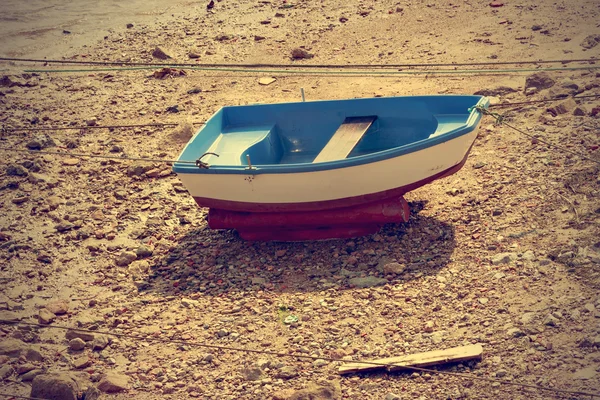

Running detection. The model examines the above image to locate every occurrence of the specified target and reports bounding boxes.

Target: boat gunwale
[173,95,489,175]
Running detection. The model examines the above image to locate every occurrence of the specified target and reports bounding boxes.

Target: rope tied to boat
[469,104,600,166]
[195,152,219,169]
[469,105,505,126]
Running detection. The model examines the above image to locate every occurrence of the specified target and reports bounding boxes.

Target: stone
[288,381,341,400]
[17,364,36,374]
[26,348,44,362]
[46,300,69,315]
[0,364,13,379]
[291,48,314,59]
[241,366,264,381]
[385,394,401,400]
[69,338,86,351]
[188,52,201,59]
[31,373,79,400]
[522,250,535,261]
[349,276,387,288]
[65,329,95,342]
[495,369,508,378]
[383,262,405,275]
[62,158,80,166]
[507,328,525,338]
[98,372,130,393]
[547,98,577,116]
[152,46,172,60]
[430,331,444,344]
[6,164,29,176]
[38,308,56,325]
[258,77,277,86]
[274,366,298,379]
[115,251,137,267]
[26,134,55,150]
[478,298,489,305]
[524,72,555,94]
[83,386,102,400]
[181,298,199,308]
[491,252,517,265]
[582,303,596,313]
[135,246,153,258]
[543,314,559,327]
[21,369,43,382]
[313,359,328,367]
[92,335,110,350]
[580,34,600,49]
[73,355,91,369]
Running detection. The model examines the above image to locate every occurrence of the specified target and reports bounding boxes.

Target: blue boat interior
[174,95,487,174]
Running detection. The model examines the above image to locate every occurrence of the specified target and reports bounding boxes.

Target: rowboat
[173,95,489,241]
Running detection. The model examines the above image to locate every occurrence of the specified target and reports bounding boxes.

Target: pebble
[313,359,328,367]
[38,308,56,325]
[68,338,86,351]
[0,364,13,380]
[46,300,69,315]
[491,252,517,265]
[181,298,199,308]
[92,335,110,350]
[98,372,130,392]
[274,366,298,379]
[73,355,91,369]
[349,276,387,288]
[241,366,264,381]
[115,251,137,267]
[507,328,524,338]
[291,48,314,59]
[383,262,405,275]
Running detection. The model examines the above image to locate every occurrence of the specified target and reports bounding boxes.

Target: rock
[522,250,535,261]
[520,312,535,324]
[92,335,110,351]
[383,262,405,275]
[6,164,29,177]
[73,355,91,369]
[543,314,559,327]
[135,246,153,258]
[69,338,86,351]
[478,298,489,305]
[573,107,586,116]
[26,348,44,362]
[31,373,79,400]
[21,369,43,382]
[83,386,102,400]
[473,86,517,96]
[17,364,36,374]
[524,72,555,94]
[152,46,172,60]
[115,251,137,267]
[430,331,444,344]
[495,369,508,378]
[583,303,596,313]
[385,394,401,400]
[258,77,277,86]
[181,298,199,308]
[62,158,80,166]
[288,381,341,400]
[12,195,29,204]
[38,308,56,325]
[0,364,13,380]
[241,366,264,381]
[313,359,328,367]
[291,48,314,59]
[65,329,95,342]
[491,252,517,265]
[98,372,130,393]
[188,52,201,59]
[349,276,387,288]
[26,134,56,150]
[46,300,69,315]
[580,34,600,49]
[547,98,577,116]
[507,328,524,338]
[274,366,298,379]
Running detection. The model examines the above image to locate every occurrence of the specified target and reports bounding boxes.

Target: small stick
[300,88,305,102]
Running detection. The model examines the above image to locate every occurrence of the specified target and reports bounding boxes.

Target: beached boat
[173,95,489,241]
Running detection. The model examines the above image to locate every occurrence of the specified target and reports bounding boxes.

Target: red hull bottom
[207,196,410,241]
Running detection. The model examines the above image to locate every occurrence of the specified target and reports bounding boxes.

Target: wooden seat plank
[313,116,376,163]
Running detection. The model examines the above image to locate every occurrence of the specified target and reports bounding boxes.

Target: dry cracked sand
[1,0,600,399]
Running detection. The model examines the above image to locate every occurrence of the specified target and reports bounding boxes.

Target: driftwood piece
[338,344,483,375]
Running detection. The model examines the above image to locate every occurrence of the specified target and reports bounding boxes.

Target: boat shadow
[139,201,456,296]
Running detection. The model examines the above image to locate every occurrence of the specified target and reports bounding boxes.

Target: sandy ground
[1,0,600,399]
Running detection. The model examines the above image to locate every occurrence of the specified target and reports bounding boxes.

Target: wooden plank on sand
[338,344,483,375]
[313,116,376,163]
